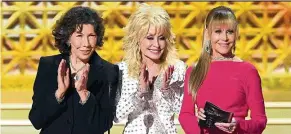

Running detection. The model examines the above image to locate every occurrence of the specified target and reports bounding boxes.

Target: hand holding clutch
[198,101,234,128]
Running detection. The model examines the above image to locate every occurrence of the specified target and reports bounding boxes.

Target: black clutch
[198,101,234,128]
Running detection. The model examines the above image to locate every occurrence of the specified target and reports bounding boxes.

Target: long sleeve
[166,61,186,114]
[114,63,145,123]
[99,65,120,132]
[29,57,67,130]
[115,88,145,122]
[115,91,146,122]
[236,66,267,133]
[115,61,186,134]
[178,67,201,134]
[75,64,119,133]
[171,81,184,114]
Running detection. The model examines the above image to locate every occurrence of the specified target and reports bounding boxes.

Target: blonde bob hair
[123,3,179,79]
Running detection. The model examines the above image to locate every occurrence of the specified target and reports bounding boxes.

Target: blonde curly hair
[123,3,179,79]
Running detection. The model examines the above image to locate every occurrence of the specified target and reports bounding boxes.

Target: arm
[171,80,184,114]
[169,61,187,114]
[178,67,201,134]
[236,66,267,133]
[114,68,145,123]
[75,65,120,133]
[101,64,120,132]
[28,57,67,130]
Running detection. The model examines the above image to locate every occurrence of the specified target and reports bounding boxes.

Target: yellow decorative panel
[1,2,291,91]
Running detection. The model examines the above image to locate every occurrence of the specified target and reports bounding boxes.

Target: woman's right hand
[137,63,149,97]
[56,59,70,99]
[197,108,206,121]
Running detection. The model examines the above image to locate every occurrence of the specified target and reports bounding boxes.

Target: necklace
[212,56,234,61]
[69,57,86,81]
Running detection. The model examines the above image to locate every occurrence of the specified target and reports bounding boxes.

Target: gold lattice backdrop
[1,2,291,91]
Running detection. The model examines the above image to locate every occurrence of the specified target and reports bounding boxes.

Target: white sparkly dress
[115,61,186,134]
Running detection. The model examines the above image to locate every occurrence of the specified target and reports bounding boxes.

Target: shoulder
[171,60,187,82]
[234,61,261,85]
[241,61,257,69]
[100,59,119,82]
[173,60,187,76]
[182,66,194,83]
[117,61,127,71]
[101,58,119,71]
[40,54,62,62]
[239,61,259,74]
[185,66,193,75]
[39,54,63,66]
[116,61,131,80]
[35,54,63,80]
[173,60,187,70]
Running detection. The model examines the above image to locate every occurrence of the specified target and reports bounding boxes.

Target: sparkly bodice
[115,61,186,134]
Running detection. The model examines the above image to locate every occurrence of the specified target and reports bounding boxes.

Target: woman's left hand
[215,118,237,133]
[161,65,174,91]
[75,64,90,99]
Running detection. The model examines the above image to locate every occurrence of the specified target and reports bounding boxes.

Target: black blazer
[29,52,119,134]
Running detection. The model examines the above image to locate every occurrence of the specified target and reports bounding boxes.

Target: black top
[29,52,119,134]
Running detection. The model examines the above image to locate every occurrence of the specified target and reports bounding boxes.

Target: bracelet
[55,90,65,104]
[79,91,91,105]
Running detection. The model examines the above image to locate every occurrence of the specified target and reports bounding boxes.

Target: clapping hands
[161,65,174,92]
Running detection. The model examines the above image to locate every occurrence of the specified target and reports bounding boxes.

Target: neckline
[211,56,243,63]
[211,60,244,64]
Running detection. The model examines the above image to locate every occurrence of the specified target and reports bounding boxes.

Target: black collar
[88,51,104,68]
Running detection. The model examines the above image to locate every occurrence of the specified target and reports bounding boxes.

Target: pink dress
[179,61,267,134]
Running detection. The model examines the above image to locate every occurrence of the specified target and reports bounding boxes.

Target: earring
[67,42,71,47]
[233,46,236,53]
[205,40,211,54]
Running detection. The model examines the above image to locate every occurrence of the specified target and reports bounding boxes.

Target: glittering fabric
[115,61,186,134]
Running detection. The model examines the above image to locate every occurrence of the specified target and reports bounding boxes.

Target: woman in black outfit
[29,6,119,134]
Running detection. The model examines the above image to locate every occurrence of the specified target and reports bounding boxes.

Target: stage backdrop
[1,2,291,134]
[1,2,291,94]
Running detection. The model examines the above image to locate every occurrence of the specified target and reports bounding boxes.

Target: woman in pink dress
[179,6,267,134]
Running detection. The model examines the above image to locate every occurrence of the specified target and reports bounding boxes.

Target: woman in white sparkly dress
[114,4,187,134]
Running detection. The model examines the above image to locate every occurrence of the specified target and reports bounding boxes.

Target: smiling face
[69,24,97,62]
[140,25,167,63]
[208,21,237,57]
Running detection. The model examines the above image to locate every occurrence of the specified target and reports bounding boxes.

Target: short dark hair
[52,6,105,54]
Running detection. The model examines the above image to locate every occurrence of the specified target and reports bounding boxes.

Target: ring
[74,75,79,81]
